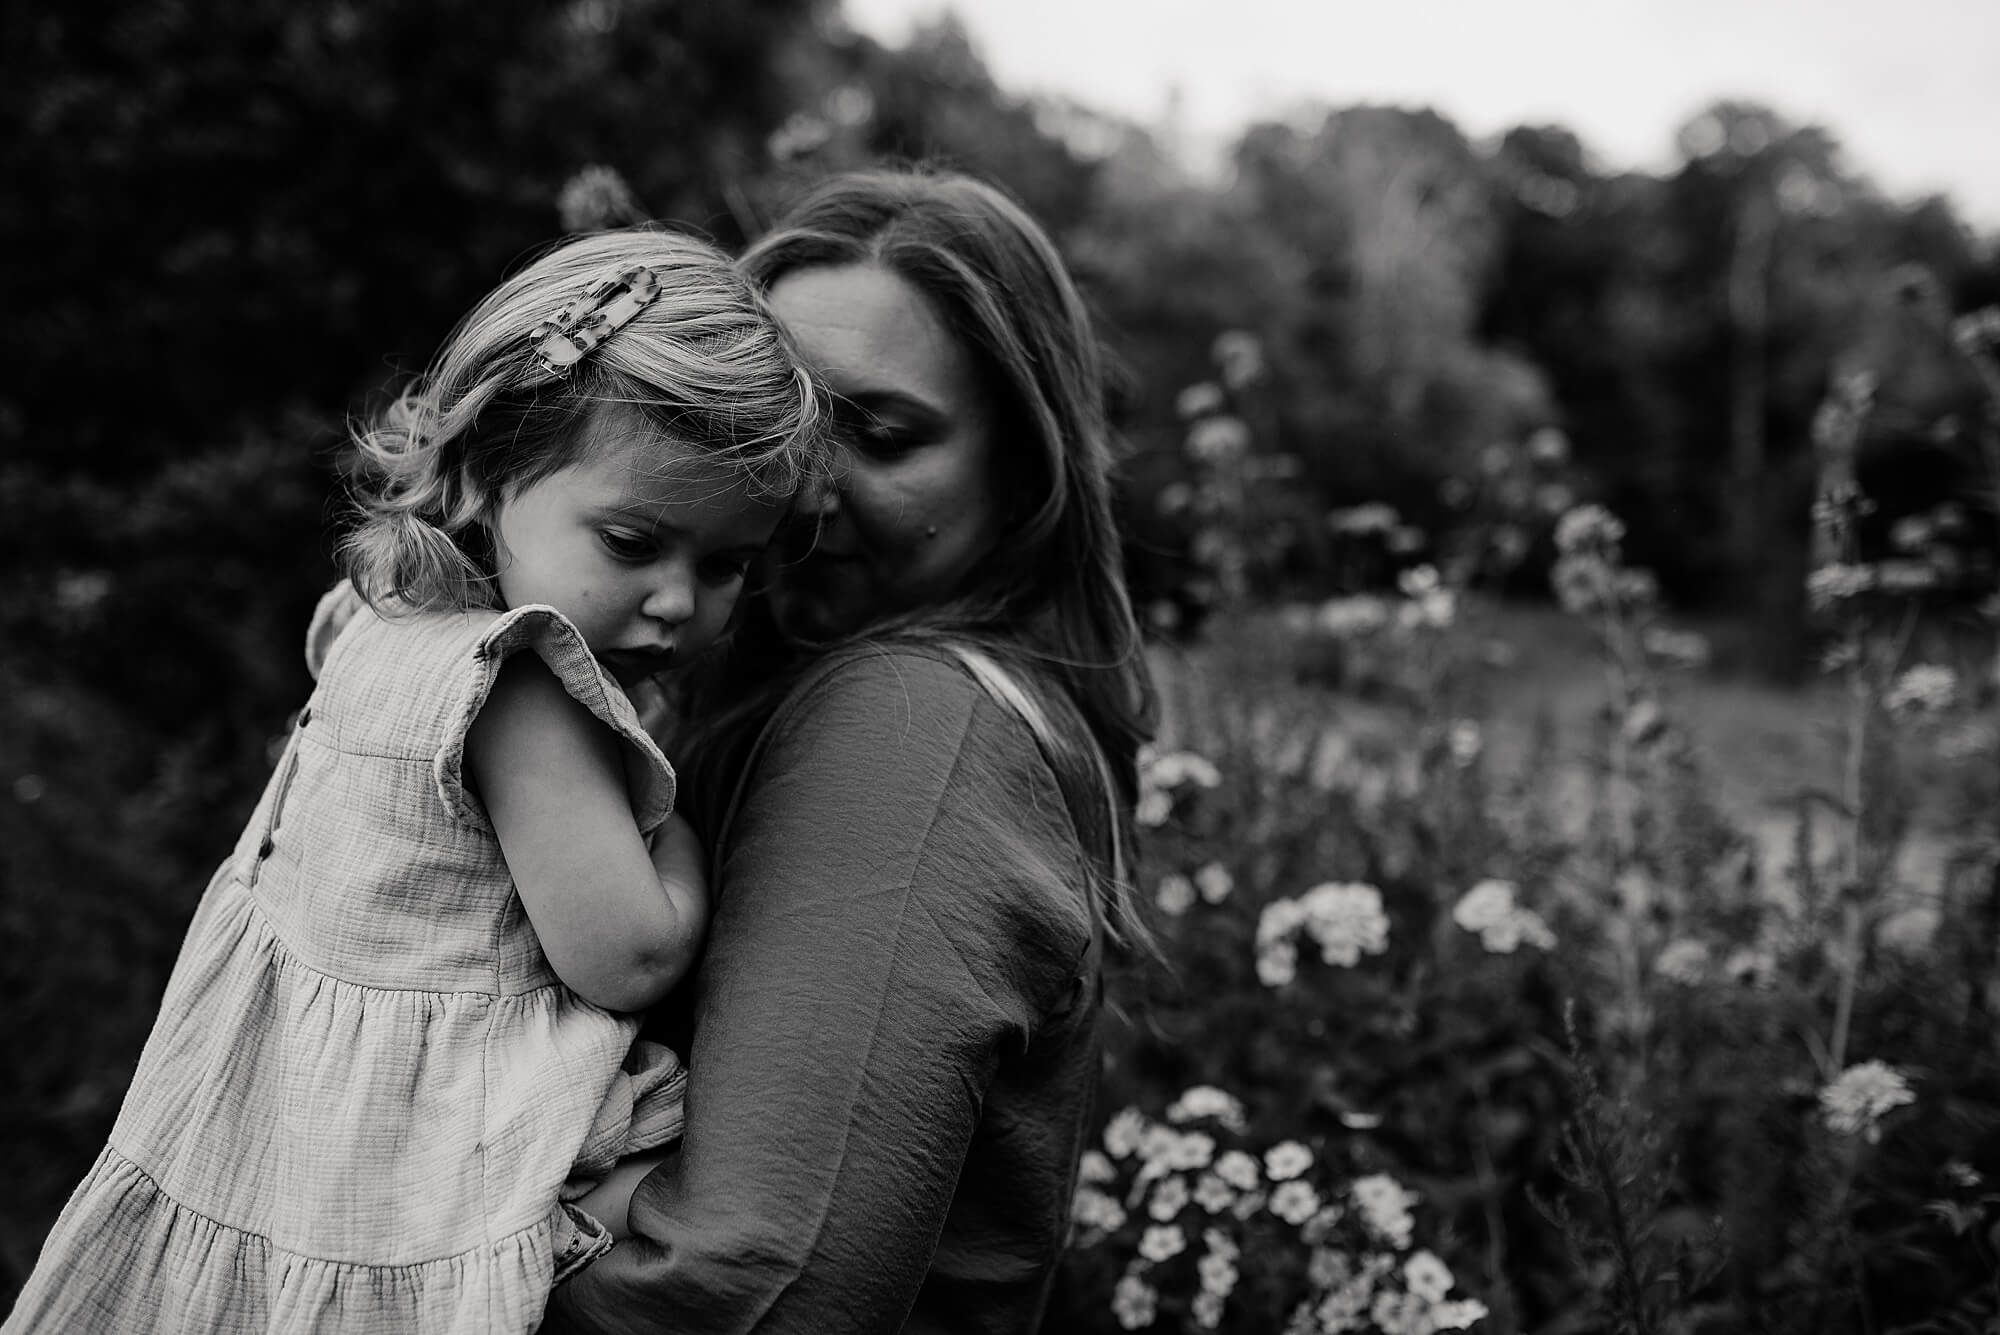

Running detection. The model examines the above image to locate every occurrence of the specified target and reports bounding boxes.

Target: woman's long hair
[683,167,1160,954]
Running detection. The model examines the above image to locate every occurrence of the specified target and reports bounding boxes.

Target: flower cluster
[1155,862,1237,916]
[1885,664,1958,715]
[1450,880,1555,954]
[1549,505,1658,618]
[1395,566,1456,632]
[1257,882,1392,986]
[1077,1092,1488,1332]
[1819,1061,1916,1143]
[1137,746,1224,828]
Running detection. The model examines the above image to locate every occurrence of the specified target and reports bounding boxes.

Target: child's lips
[604,648,675,681]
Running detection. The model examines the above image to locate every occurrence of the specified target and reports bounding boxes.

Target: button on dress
[6,582,686,1335]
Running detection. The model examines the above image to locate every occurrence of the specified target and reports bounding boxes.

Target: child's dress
[5,582,687,1335]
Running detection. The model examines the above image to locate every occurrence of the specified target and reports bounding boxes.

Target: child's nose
[643,565,695,627]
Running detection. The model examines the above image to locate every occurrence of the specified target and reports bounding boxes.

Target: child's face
[489,405,786,686]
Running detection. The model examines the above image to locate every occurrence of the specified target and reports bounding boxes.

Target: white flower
[1270,1179,1322,1224]
[1431,1298,1490,1330]
[1078,1149,1116,1184]
[1134,789,1173,828]
[1138,1223,1187,1262]
[1191,1290,1226,1329]
[1187,415,1252,465]
[1196,1249,1240,1296]
[1176,381,1226,419]
[1807,562,1876,609]
[1307,1245,1352,1288]
[1104,1108,1148,1159]
[1167,1086,1246,1129]
[1820,1061,1915,1142]
[1402,1249,1454,1302]
[1397,564,1441,598]
[1148,1174,1191,1220]
[1072,1185,1127,1233]
[1351,1173,1417,1248]
[1722,947,1777,988]
[1328,503,1401,535]
[1256,939,1299,987]
[1316,1278,1375,1333]
[1398,586,1457,632]
[1112,1273,1158,1329]
[1155,874,1197,916]
[1554,504,1625,554]
[1299,882,1392,966]
[1451,880,1515,932]
[1653,938,1710,986]
[1140,748,1223,792]
[1193,1172,1236,1213]
[1263,1140,1314,1181]
[1212,329,1264,389]
[1527,426,1570,465]
[1164,1131,1216,1172]
[1446,721,1483,766]
[1885,664,1957,715]
[1193,862,1236,904]
[1372,1290,1433,1335]
[1137,1122,1183,1170]
[1214,1150,1262,1191]
[1451,880,1555,954]
[1258,897,1309,945]
[1201,1226,1239,1260]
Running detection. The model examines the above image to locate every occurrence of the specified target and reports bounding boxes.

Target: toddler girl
[4,228,827,1334]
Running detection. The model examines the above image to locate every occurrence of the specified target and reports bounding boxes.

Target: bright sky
[842,0,2000,236]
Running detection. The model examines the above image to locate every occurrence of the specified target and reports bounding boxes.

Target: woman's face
[762,262,1008,640]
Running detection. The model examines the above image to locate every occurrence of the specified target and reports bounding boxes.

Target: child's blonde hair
[341,227,828,613]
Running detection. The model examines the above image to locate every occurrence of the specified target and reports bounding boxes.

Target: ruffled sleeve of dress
[432,603,678,837]
[304,578,368,681]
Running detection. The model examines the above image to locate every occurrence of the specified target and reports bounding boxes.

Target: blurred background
[5,0,1999,1326]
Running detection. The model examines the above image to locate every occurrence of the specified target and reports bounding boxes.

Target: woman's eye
[838,410,923,459]
[599,530,654,560]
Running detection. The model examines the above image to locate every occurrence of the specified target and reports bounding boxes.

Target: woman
[543,167,1157,1334]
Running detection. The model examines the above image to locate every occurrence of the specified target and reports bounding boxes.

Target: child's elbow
[571,944,691,1014]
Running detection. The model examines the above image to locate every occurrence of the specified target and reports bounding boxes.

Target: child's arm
[466,654,709,1012]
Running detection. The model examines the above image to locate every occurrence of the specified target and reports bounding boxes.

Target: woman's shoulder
[766,638,1050,758]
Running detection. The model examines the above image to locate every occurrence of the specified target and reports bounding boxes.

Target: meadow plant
[1062,318,2000,1331]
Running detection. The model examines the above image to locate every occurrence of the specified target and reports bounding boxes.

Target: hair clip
[526,266,663,378]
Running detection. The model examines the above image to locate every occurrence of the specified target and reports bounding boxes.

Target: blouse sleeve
[542,651,1094,1334]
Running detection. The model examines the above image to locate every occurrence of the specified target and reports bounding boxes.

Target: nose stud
[924,525,938,538]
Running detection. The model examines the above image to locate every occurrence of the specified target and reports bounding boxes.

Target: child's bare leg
[571,1151,670,1240]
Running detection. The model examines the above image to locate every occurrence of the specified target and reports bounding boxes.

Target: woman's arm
[541,654,1089,1334]
[467,654,709,1013]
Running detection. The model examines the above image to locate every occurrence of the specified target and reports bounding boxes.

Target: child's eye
[599,530,654,561]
